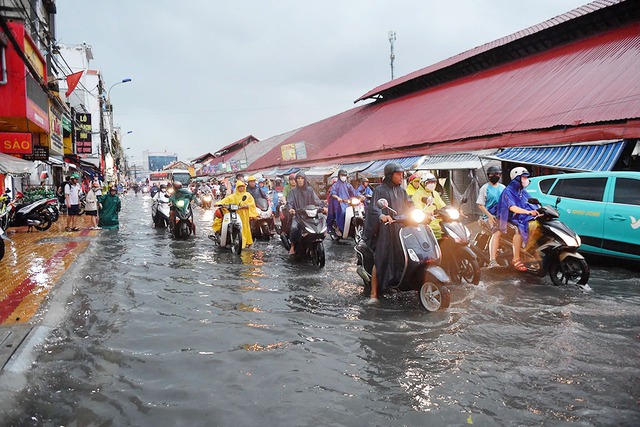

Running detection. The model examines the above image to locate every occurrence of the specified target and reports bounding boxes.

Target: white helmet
[420,172,437,185]
[510,167,529,181]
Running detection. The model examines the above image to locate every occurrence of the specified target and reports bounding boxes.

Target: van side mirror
[555,196,561,208]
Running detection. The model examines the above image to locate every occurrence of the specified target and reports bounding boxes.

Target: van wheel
[419,279,450,311]
[549,257,590,286]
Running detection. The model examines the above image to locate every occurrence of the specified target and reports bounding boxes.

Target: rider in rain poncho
[411,173,446,238]
[213,180,258,248]
[98,185,122,229]
[329,169,358,237]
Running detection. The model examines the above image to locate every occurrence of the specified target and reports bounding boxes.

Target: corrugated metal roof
[492,140,626,171]
[356,0,623,102]
[305,164,338,177]
[360,156,425,177]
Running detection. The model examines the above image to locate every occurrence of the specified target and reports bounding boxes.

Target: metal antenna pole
[388,30,396,80]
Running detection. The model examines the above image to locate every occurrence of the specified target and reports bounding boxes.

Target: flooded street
[1,194,639,426]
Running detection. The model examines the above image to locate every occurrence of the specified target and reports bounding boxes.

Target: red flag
[65,71,84,97]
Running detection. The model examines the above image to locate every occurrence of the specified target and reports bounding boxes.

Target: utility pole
[97,76,107,176]
[388,30,396,80]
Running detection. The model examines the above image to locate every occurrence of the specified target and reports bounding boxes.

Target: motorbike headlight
[230,204,239,210]
[305,209,318,218]
[554,228,579,247]
[445,208,460,220]
[204,195,212,202]
[176,200,185,208]
[410,209,426,223]
[350,197,360,205]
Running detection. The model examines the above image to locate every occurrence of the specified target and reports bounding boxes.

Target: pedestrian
[85,181,102,229]
[64,173,82,232]
[98,185,122,229]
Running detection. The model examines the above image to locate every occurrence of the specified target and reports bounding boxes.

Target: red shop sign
[0,132,33,154]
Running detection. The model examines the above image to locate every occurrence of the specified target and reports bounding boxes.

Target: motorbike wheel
[280,232,291,251]
[549,256,590,286]
[260,224,270,241]
[419,279,450,311]
[459,252,481,285]
[34,214,52,231]
[314,242,325,268]
[354,224,363,245]
[231,229,242,255]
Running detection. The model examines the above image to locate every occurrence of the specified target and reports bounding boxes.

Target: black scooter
[355,198,451,311]
[280,205,327,268]
[7,192,53,231]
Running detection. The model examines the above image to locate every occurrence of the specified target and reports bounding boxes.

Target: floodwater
[1,194,639,426]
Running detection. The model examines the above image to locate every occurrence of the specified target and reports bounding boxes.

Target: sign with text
[0,132,33,154]
[281,143,296,161]
[23,145,49,161]
[75,113,92,154]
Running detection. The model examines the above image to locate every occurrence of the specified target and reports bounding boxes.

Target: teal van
[526,171,640,260]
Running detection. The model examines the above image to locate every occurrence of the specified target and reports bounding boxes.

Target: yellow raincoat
[212,181,258,248]
[412,186,446,238]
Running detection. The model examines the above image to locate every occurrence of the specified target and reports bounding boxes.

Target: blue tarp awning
[493,140,627,172]
[360,156,425,177]
[333,161,374,176]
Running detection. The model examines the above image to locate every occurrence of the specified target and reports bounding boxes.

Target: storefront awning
[305,164,338,177]
[490,140,627,172]
[335,161,374,176]
[416,153,489,170]
[0,152,36,176]
[360,156,424,177]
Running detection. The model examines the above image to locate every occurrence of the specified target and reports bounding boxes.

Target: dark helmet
[160,184,167,189]
[338,169,348,176]
[383,162,403,177]
[295,171,307,180]
[487,165,502,175]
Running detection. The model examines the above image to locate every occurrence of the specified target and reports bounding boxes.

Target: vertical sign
[75,113,92,154]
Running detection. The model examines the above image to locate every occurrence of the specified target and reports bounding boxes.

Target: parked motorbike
[0,199,10,261]
[44,199,60,222]
[280,205,327,268]
[251,198,275,241]
[211,195,246,254]
[152,191,171,228]
[7,192,53,231]
[424,197,481,285]
[170,194,195,239]
[355,198,451,311]
[470,197,590,288]
[329,197,366,244]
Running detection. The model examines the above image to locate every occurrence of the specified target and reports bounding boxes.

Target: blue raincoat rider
[329,169,358,237]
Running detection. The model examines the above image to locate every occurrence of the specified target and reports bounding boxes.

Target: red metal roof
[356,0,624,102]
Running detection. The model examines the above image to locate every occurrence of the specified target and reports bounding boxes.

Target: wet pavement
[0,194,639,426]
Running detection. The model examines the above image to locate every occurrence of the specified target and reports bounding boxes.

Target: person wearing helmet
[497,166,540,271]
[477,166,506,268]
[328,169,358,237]
[283,173,297,200]
[406,172,421,196]
[412,172,446,238]
[214,180,258,249]
[247,175,268,204]
[64,173,83,232]
[356,176,373,210]
[361,162,413,302]
[169,180,198,233]
[286,172,325,254]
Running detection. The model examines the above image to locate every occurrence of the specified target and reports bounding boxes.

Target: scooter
[470,197,590,288]
[329,197,366,244]
[280,205,327,268]
[7,192,53,231]
[424,197,481,285]
[251,198,275,241]
[199,189,213,209]
[170,194,195,239]
[355,198,451,311]
[152,191,171,228]
[211,195,246,254]
[0,206,10,262]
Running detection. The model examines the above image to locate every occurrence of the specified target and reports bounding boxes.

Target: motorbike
[199,189,213,209]
[211,195,246,254]
[470,197,590,288]
[6,192,53,231]
[151,191,171,228]
[355,198,451,311]
[0,195,10,261]
[422,197,481,285]
[279,205,327,268]
[251,197,276,241]
[329,196,366,244]
[44,199,60,222]
[170,194,195,239]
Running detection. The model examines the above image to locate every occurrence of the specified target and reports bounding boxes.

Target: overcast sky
[57,0,589,164]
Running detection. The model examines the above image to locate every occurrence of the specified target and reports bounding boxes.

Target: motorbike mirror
[376,198,389,209]
[527,197,540,205]
[460,197,468,205]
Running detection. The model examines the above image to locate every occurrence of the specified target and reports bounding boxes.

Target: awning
[416,153,488,170]
[0,152,36,176]
[335,161,374,176]
[305,164,338,177]
[490,140,627,172]
[360,156,425,177]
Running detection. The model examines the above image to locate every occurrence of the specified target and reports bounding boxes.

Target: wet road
[1,194,639,426]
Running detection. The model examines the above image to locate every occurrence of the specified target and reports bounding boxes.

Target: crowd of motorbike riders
[145,161,589,311]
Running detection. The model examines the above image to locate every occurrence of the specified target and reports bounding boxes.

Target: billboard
[148,155,177,171]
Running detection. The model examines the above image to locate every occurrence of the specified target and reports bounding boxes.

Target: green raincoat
[98,192,121,229]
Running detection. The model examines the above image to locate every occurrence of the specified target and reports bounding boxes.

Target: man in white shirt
[65,173,83,231]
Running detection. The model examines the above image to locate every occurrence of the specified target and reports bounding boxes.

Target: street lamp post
[104,78,132,182]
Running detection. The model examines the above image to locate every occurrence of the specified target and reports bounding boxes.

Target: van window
[613,178,640,205]
[549,177,607,202]
[537,178,556,194]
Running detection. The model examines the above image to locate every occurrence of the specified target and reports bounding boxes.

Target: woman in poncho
[212,180,257,248]
[98,185,122,229]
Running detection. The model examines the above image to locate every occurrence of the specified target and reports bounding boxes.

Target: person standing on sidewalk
[84,181,101,229]
[98,185,122,230]
[65,173,82,232]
